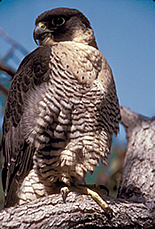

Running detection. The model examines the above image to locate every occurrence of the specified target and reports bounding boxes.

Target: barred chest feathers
[21,42,108,187]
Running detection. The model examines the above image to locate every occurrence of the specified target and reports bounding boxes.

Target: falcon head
[33,7,98,48]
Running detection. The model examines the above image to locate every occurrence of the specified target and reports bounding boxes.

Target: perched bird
[2,7,120,208]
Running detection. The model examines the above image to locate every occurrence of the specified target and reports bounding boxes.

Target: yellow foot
[60,186,70,203]
[60,185,112,214]
[84,187,112,213]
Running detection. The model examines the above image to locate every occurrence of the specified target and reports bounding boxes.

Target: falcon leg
[60,185,112,213]
[84,187,110,211]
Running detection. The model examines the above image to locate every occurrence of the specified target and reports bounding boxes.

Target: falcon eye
[51,17,65,26]
[38,22,47,30]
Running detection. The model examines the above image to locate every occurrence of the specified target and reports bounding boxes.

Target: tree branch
[0,106,154,228]
[0,61,15,78]
[0,62,15,96]
[0,193,152,228]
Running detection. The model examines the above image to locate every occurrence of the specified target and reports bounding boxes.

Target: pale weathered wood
[0,192,152,228]
[118,106,155,205]
[0,106,154,228]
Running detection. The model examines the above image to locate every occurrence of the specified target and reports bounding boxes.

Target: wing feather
[98,52,120,136]
[2,46,51,205]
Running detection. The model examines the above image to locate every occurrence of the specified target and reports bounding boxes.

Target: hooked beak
[33,26,53,45]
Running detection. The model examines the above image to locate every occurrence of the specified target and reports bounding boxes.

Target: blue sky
[0,0,155,140]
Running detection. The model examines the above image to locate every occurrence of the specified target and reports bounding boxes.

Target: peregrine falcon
[2,7,120,208]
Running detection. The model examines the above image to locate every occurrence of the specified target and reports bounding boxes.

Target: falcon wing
[2,46,51,205]
[97,52,120,149]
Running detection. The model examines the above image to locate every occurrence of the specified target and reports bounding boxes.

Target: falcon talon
[2,7,120,208]
[60,187,70,203]
[104,207,114,219]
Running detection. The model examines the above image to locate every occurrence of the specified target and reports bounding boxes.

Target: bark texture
[0,106,154,228]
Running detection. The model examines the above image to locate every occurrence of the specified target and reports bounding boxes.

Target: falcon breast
[2,7,120,207]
